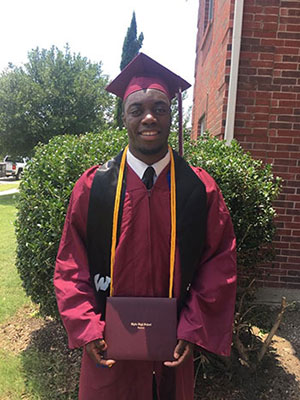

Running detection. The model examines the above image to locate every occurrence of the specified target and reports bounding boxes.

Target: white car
[3,155,28,180]
[0,162,6,178]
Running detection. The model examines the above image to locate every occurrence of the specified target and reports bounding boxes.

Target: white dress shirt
[126,148,170,184]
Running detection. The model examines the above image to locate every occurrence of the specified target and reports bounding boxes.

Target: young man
[54,53,237,400]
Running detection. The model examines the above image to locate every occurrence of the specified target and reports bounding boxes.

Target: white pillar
[224,0,245,145]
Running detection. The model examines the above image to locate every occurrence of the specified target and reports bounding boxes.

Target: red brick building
[192,0,300,293]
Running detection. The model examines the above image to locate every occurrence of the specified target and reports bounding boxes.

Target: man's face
[123,88,171,164]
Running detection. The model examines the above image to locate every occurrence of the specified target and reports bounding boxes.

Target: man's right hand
[85,339,116,368]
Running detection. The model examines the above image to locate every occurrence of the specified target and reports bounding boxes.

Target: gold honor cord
[110,145,129,297]
[110,145,177,299]
[168,145,176,299]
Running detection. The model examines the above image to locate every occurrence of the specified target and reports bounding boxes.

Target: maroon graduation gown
[54,163,236,400]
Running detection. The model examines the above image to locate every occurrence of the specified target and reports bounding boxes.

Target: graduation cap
[106,52,191,156]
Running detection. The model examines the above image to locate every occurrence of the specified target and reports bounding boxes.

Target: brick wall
[192,0,234,138]
[192,0,300,289]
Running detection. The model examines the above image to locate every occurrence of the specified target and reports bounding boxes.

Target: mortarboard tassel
[177,88,183,157]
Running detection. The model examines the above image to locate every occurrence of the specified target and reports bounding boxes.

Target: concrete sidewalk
[0,188,19,196]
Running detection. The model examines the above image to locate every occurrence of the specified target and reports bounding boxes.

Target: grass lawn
[0,182,20,192]
[0,194,80,399]
[0,194,33,399]
[0,193,29,322]
[0,349,32,400]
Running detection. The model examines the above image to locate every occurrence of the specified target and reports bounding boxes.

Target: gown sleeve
[177,167,237,357]
[54,166,105,349]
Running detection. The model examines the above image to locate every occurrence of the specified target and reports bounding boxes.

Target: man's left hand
[164,339,194,368]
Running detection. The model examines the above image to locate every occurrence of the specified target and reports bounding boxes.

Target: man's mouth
[140,131,159,137]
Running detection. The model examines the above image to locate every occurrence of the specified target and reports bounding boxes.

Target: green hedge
[15,131,281,318]
[172,134,282,272]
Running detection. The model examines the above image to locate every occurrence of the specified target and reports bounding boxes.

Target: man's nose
[142,113,157,125]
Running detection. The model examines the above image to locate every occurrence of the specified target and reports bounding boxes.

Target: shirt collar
[126,148,170,181]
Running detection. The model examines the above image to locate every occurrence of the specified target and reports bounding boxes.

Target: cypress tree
[115,12,144,128]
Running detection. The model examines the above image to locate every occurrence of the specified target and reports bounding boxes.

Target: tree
[120,12,144,71]
[114,12,144,128]
[0,45,113,156]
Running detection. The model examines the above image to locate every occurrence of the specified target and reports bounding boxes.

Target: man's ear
[122,112,127,128]
[122,100,127,127]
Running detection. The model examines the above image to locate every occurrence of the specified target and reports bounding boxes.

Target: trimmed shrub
[171,133,282,273]
[15,131,281,318]
[16,130,128,317]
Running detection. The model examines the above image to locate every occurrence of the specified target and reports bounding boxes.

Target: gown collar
[126,148,170,183]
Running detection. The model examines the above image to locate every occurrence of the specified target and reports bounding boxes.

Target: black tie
[142,166,155,190]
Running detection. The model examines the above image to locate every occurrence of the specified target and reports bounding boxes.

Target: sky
[0,0,199,111]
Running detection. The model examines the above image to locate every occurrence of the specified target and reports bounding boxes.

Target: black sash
[86,149,207,317]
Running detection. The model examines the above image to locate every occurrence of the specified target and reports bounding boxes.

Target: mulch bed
[1,304,299,399]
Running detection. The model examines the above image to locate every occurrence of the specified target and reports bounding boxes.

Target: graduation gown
[54,162,237,400]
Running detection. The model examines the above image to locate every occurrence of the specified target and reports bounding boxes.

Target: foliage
[170,132,282,275]
[0,45,113,157]
[15,131,281,318]
[15,130,128,317]
[120,12,144,71]
[114,12,144,129]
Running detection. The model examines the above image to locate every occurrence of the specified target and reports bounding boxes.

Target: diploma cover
[105,297,177,361]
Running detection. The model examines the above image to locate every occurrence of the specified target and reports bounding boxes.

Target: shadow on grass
[20,319,81,399]
[0,192,19,206]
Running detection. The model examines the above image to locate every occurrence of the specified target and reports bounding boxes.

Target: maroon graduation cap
[106,52,191,155]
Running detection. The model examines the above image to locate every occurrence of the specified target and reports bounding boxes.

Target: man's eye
[155,107,168,115]
[130,109,142,116]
